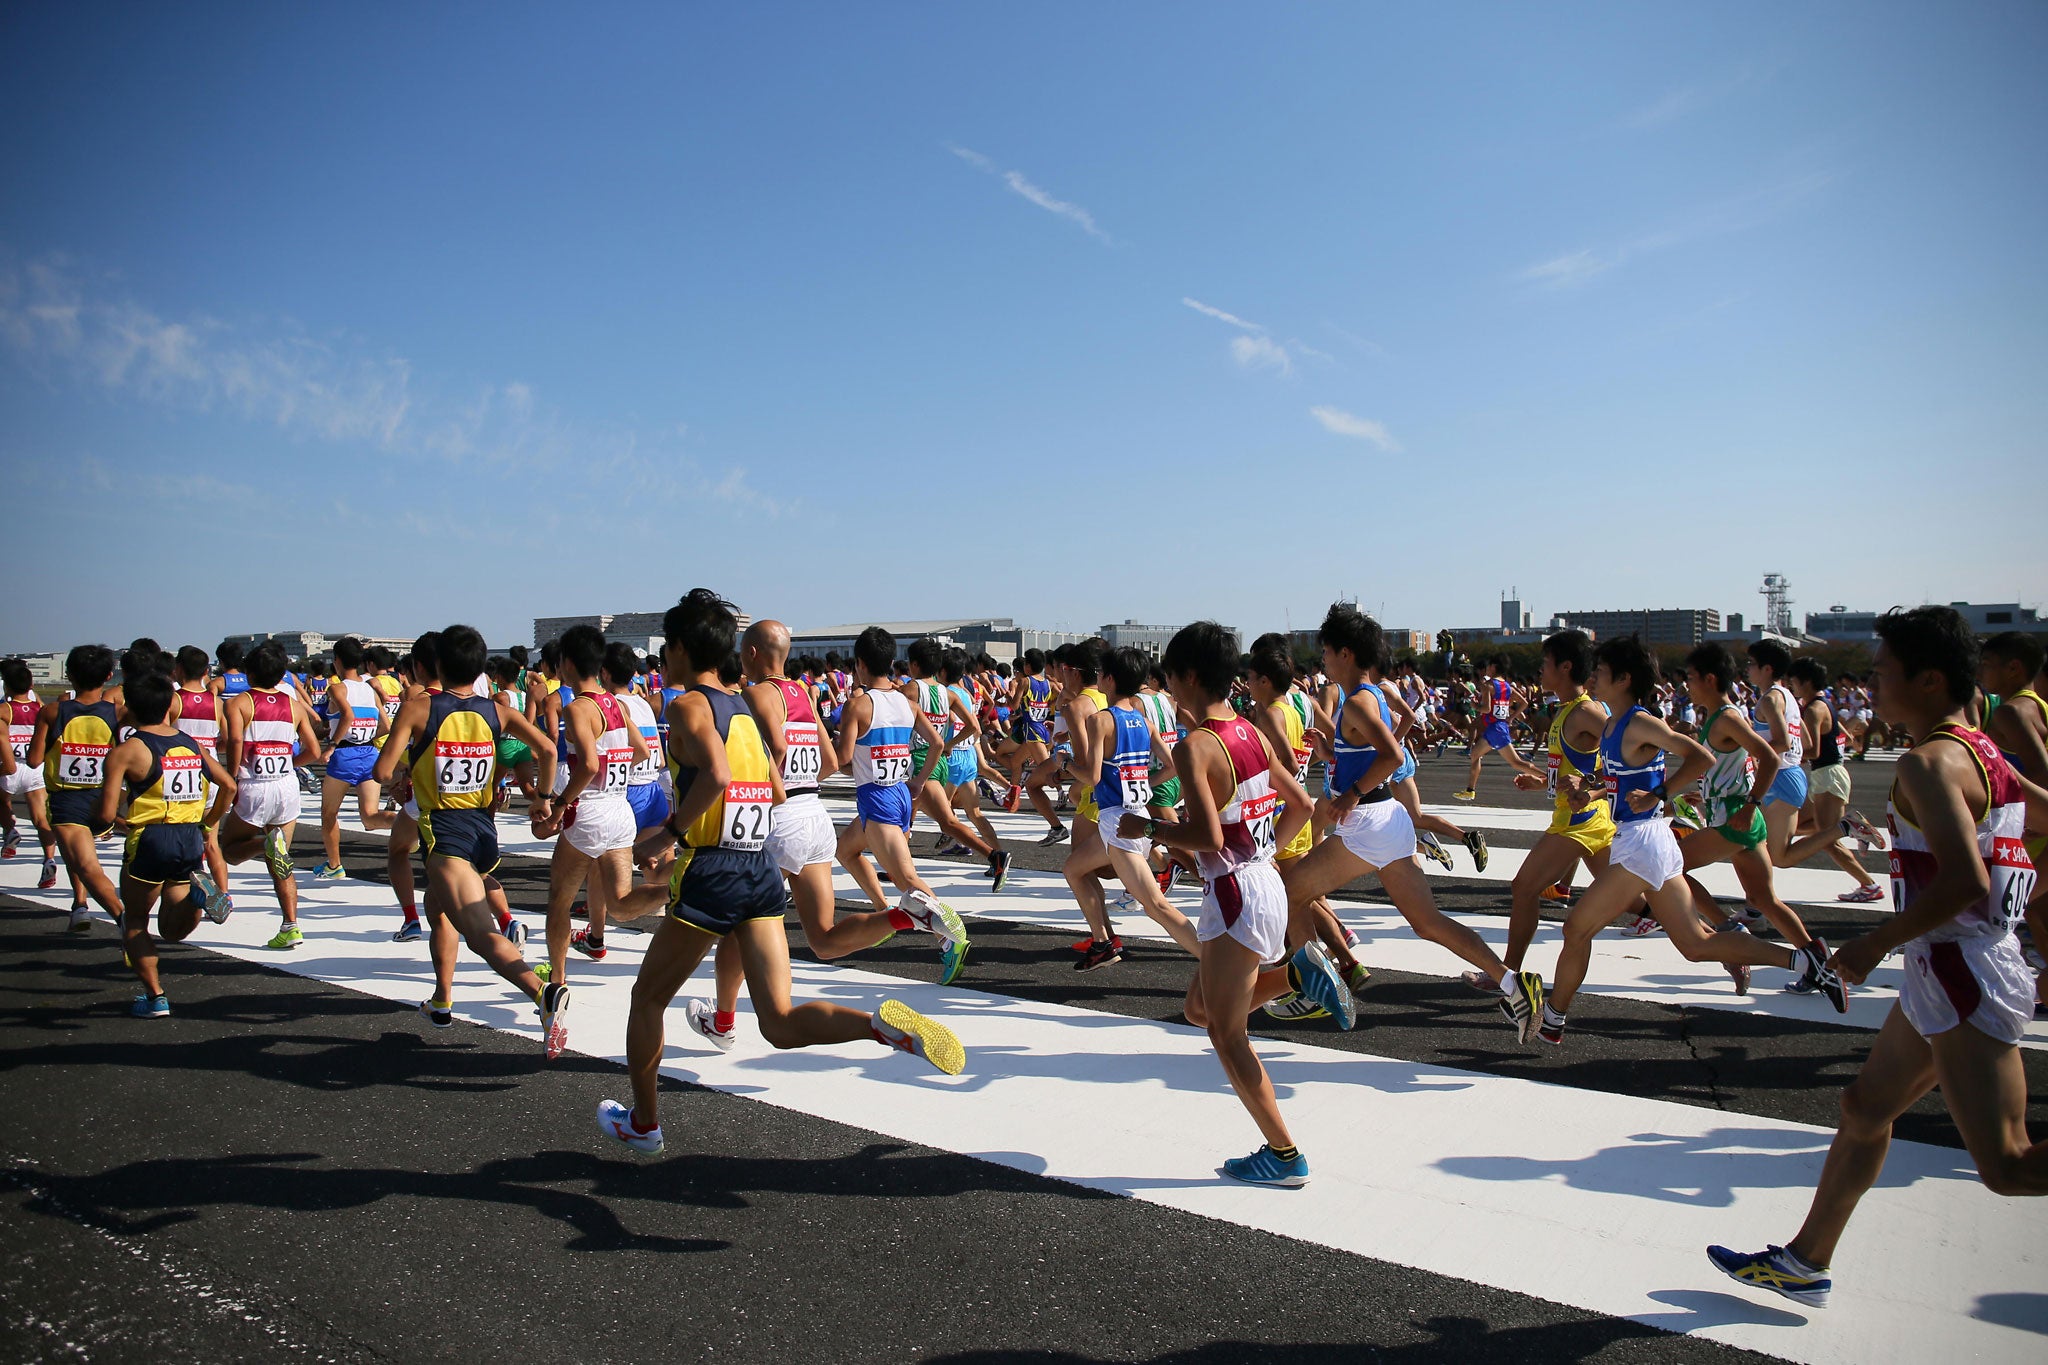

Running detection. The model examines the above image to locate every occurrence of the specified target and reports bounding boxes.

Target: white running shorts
[1899,934,2035,1046]
[2,766,46,796]
[1334,797,1415,869]
[562,793,635,858]
[1094,803,1152,856]
[1610,817,1683,889]
[766,793,835,874]
[1197,858,1289,967]
[234,779,302,830]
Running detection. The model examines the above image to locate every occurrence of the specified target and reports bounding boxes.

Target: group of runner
[4,598,2045,1310]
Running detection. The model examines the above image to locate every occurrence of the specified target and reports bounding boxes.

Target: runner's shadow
[927,1312,1691,1362]
[1973,1291,2048,1335]
[0,1028,544,1093]
[1635,1287,1807,1330]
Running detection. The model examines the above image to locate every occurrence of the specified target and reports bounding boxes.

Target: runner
[488,656,541,807]
[937,648,1012,887]
[1710,605,2048,1308]
[1777,656,1888,903]
[597,591,963,1153]
[169,645,235,920]
[1453,656,1520,800]
[28,645,126,933]
[831,625,971,984]
[1540,637,1839,1045]
[216,641,325,950]
[903,637,1009,882]
[1001,649,1063,834]
[1,657,58,891]
[312,635,394,880]
[95,670,237,1017]
[1746,640,1809,865]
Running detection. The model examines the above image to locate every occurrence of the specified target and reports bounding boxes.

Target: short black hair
[1162,621,1238,700]
[716,651,743,686]
[663,589,739,675]
[1788,657,1829,690]
[852,626,895,678]
[1595,635,1657,706]
[488,656,521,686]
[1542,630,1593,685]
[245,641,288,689]
[540,639,562,669]
[1023,648,1046,674]
[1684,642,1738,694]
[1103,645,1149,697]
[558,624,607,681]
[907,636,944,677]
[507,644,530,666]
[940,648,971,686]
[1875,605,1979,707]
[366,645,396,671]
[1748,639,1794,677]
[436,625,486,687]
[66,644,116,691]
[1981,630,2045,679]
[1246,640,1293,692]
[602,641,640,689]
[125,670,175,725]
[1067,639,1102,685]
[1,659,32,695]
[216,640,246,670]
[174,645,210,682]
[332,635,366,671]
[1318,602,1383,668]
[410,631,442,683]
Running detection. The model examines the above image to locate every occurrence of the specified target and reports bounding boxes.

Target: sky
[2,1,2044,652]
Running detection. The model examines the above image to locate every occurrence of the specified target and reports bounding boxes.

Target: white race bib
[161,752,205,804]
[1241,790,1278,860]
[719,779,773,851]
[433,740,494,796]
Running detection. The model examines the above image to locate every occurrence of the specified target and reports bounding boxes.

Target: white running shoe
[595,1099,664,1155]
[686,999,738,1053]
[896,890,966,948]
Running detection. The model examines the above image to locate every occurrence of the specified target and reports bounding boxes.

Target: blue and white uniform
[621,691,671,831]
[324,678,383,786]
[1601,704,1681,887]
[1093,704,1156,854]
[945,682,980,787]
[1754,682,1809,809]
[1327,681,1416,868]
[852,688,917,830]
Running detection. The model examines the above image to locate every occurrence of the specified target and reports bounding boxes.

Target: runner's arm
[665,692,729,837]
[498,705,558,801]
[94,738,145,828]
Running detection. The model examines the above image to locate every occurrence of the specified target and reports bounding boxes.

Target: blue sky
[3,2,2044,652]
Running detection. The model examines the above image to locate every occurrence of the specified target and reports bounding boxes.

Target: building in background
[535,610,753,657]
[787,617,1091,664]
[1805,602,2047,643]
[217,631,418,660]
[1100,620,1244,657]
[1554,608,1721,647]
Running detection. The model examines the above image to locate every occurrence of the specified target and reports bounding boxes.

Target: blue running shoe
[1291,941,1355,1031]
[130,992,170,1019]
[1706,1244,1831,1309]
[313,862,345,881]
[392,918,425,944]
[938,936,969,986]
[1222,1144,1309,1187]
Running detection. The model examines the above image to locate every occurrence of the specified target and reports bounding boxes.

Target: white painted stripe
[3,845,2036,1365]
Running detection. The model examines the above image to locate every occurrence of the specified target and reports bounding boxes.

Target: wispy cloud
[1623,60,1768,130]
[1310,405,1400,452]
[1182,295,1332,377]
[1181,297,1264,331]
[1231,334,1292,377]
[946,144,1111,243]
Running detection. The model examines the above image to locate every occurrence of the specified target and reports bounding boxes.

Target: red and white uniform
[3,697,44,795]
[560,692,635,857]
[234,689,303,828]
[1192,715,1288,965]
[765,678,833,874]
[1890,725,2038,1045]
[176,687,220,757]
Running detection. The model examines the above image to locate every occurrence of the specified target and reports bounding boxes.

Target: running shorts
[123,824,205,886]
[855,782,913,831]
[1095,803,1151,856]
[1279,802,1313,861]
[326,744,378,787]
[1148,775,1182,810]
[1610,818,1683,889]
[3,766,46,796]
[765,792,835,874]
[1899,934,2035,1046]
[495,736,533,769]
[1482,720,1513,750]
[1333,795,1413,869]
[1809,763,1851,804]
[419,807,500,875]
[1763,766,1809,810]
[1393,750,1417,784]
[561,794,635,857]
[1546,800,1616,855]
[626,782,671,833]
[667,845,786,936]
[1197,858,1288,967]
[234,780,302,830]
[48,789,113,836]
[1075,788,1100,824]
[1710,805,1769,852]
[945,746,977,787]
[1019,718,1051,745]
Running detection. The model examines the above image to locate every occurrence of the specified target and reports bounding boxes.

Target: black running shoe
[988,850,1011,891]
[1074,937,1123,972]
[1463,829,1490,873]
[1039,824,1069,847]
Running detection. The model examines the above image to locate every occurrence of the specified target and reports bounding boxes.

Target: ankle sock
[713,1010,736,1033]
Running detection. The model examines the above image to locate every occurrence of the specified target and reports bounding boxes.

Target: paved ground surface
[5,743,2042,1364]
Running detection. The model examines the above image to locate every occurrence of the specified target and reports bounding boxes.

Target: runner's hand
[1829,934,1885,986]
[1513,772,1544,791]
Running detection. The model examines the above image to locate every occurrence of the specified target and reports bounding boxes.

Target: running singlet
[1601,705,1666,824]
[218,670,250,699]
[407,693,502,811]
[1696,706,1756,825]
[771,679,824,796]
[327,679,382,747]
[1811,699,1843,768]
[126,730,207,826]
[851,689,916,788]
[1192,715,1279,882]
[1327,683,1392,799]
[1141,691,1181,776]
[1889,725,2035,943]
[1545,694,1607,818]
[7,697,41,764]
[44,699,115,790]
[1024,677,1053,728]
[621,692,662,786]
[1994,689,2046,766]
[1092,705,1155,811]
[1281,691,1314,783]
[667,686,774,852]
[175,688,219,756]
[563,692,634,801]
[238,691,298,784]
[1757,682,1804,765]
[1487,677,1512,722]
[912,680,951,761]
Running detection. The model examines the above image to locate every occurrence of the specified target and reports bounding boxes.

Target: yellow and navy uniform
[369,672,404,748]
[1270,699,1316,862]
[665,685,783,936]
[1545,693,1615,854]
[123,730,208,886]
[45,698,118,834]
[408,692,503,873]
[1071,686,1112,823]
[1997,687,2048,865]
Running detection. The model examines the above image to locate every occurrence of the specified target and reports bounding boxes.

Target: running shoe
[1342,961,1372,1000]
[897,891,967,948]
[1261,991,1329,1020]
[1497,970,1545,1043]
[192,869,233,924]
[933,840,971,858]
[1705,1244,1830,1309]
[534,961,552,984]
[1003,784,1022,813]
[1110,890,1137,913]
[504,919,527,949]
[2,827,18,858]
[1841,809,1887,851]
[686,998,738,1052]
[1291,941,1355,1030]
[295,767,321,796]
[1417,835,1453,871]
[1836,883,1884,904]
[418,998,453,1029]
[313,862,345,881]
[1672,796,1704,832]
[1154,863,1176,894]
[67,905,92,933]
[1536,1007,1567,1046]
[1074,937,1123,972]
[1618,913,1662,938]
[938,936,969,985]
[1038,824,1069,847]
[569,900,588,920]
[1222,1144,1309,1188]
[1792,938,1848,1013]
[1451,789,1477,801]
[876,998,965,1075]
[570,927,607,960]
[1540,882,1572,904]
[262,828,293,881]
[392,918,425,943]
[987,850,1011,891]
[595,1098,664,1155]
[130,992,170,1019]
[1463,829,1490,873]
[38,857,58,890]
[539,982,570,1059]
[265,924,303,951]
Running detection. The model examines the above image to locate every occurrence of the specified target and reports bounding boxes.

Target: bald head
[741,619,791,682]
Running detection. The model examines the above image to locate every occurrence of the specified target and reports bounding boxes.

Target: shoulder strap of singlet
[1921,722,1993,823]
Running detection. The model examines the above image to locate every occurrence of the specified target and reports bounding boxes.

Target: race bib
[1992,837,2036,933]
[1240,790,1278,860]
[9,738,28,762]
[1292,744,1312,785]
[783,721,822,784]
[344,714,378,744]
[599,745,634,794]
[630,735,661,785]
[161,752,205,804]
[719,779,774,851]
[433,740,494,796]
[868,742,912,786]
[248,743,294,780]
[1546,752,1561,795]
[1118,761,1153,810]
[59,741,108,787]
